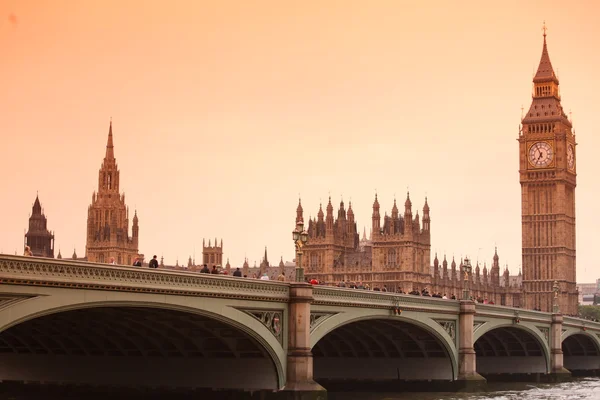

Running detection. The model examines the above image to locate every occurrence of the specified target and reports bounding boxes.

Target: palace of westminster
[21,32,579,315]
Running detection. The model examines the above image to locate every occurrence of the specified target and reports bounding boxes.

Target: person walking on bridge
[149,255,159,269]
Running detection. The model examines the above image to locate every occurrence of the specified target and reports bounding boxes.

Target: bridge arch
[310,309,458,382]
[561,331,600,373]
[0,289,286,390]
[473,322,551,376]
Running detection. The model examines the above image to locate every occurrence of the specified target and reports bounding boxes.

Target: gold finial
[542,21,547,37]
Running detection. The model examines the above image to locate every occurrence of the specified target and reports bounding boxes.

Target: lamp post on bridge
[553,280,560,313]
[462,257,473,300]
[292,220,308,282]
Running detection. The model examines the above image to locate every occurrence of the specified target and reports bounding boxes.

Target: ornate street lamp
[462,257,473,300]
[292,220,309,282]
[552,280,560,313]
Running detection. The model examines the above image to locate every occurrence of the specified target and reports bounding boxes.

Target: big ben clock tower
[519,27,577,315]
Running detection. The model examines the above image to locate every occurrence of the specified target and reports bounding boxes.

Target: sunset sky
[2,1,599,282]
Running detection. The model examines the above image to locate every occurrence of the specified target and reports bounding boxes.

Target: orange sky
[1,0,599,282]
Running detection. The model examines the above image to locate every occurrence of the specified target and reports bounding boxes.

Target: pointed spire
[423,197,430,214]
[105,119,115,160]
[404,191,412,210]
[534,22,558,84]
[32,194,42,215]
[373,193,380,210]
[326,196,333,214]
[263,246,268,265]
[296,197,303,223]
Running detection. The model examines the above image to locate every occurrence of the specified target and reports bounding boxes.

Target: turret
[483,263,488,285]
[296,198,303,223]
[403,192,413,239]
[243,258,249,276]
[433,253,440,280]
[391,199,398,233]
[442,255,449,280]
[491,247,500,286]
[372,194,380,237]
[326,197,334,237]
[422,197,430,232]
[451,257,457,281]
[279,256,285,274]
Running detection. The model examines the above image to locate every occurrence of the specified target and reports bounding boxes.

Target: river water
[1,378,598,399]
[329,378,600,400]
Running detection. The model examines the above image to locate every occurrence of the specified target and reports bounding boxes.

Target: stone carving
[435,320,456,340]
[537,326,550,343]
[241,309,284,344]
[0,256,289,302]
[310,312,337,332]
[562,329,567,336]
[473,321,486,332]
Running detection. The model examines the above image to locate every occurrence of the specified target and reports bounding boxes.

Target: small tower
[403,192,413,240]
[242,258,249,276]
[279,256,285,274]
[296,198,303,223]
[442,255,449,280]
[372,194,381,237]
[24,194,54,258]
[422,197,430,232]
[202,238,223,268]
[491,247,500,287]
[325,197,334,238]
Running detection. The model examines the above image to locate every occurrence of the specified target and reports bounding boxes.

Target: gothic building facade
[24,195,54,258]
[298,196,520,305]
[299,194,433,293]
[519,31,578,315]
[85,121,140,265]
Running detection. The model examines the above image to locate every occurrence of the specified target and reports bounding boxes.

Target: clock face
[528,141,554,168]
[567,144,575,170]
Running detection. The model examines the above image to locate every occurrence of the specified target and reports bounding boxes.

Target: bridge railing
[563,315,600,332]
[312,286,461,313]
[0,254,289,302]
[475,303,553,323]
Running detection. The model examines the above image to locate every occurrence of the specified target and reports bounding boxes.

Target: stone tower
[85,121,140,265]
[519,29,577,315]
[24,194,54,258]
[202,238,223,268]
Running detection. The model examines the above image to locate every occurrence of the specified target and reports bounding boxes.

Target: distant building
[578,279,600,304]
[202,239,223,268]
[24,194,54,258]
[85,121,140,265]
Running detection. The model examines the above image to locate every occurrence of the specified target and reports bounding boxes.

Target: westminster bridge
[0,255,599,398]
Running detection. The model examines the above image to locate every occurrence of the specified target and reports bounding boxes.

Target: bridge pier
[547,313,571,382]
[278,283,327,400]
[456,301,486,391]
